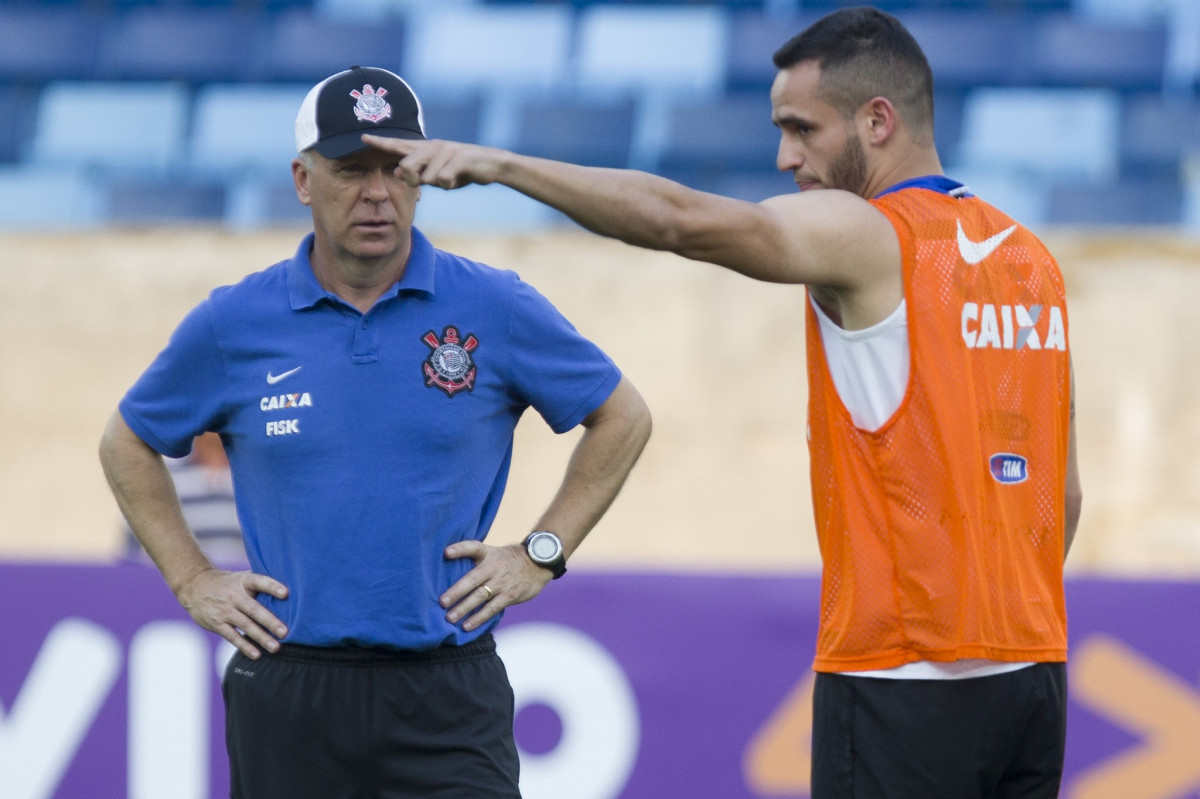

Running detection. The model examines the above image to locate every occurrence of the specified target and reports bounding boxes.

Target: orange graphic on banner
[1069,635,1200,798]
[742,674,815,796]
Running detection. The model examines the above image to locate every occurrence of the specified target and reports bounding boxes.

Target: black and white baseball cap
[295,66,425,158]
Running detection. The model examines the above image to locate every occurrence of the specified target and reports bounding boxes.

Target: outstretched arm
[99,411,289,658]
[440,376,652,631]
[363,135,896,293]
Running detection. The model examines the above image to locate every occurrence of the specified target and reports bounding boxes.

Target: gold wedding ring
[481,584,494,600]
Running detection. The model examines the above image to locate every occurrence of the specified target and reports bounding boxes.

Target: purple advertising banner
[1,563,1198,798]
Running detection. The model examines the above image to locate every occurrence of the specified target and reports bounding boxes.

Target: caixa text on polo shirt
[261,392,312,437]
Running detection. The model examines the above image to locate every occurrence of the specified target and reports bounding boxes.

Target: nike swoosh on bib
[956,219,1017,265]
[266,366,302,385]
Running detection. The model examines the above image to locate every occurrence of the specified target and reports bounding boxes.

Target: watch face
[529,533,560,561]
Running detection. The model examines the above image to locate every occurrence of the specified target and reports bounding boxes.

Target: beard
[824,131,869,196]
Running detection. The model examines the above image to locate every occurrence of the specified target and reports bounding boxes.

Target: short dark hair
[773,7,934,139]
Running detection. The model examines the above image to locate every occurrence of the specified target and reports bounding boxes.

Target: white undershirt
[810,295,1033,680]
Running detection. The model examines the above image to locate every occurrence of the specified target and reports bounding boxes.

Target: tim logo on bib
[422,326,478,397]
[990,453,1028,484]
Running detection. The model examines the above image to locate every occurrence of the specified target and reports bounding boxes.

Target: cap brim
[310,127,425,159]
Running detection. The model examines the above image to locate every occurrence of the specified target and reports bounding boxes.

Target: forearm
[99,412,214,593]
[493,152,697,253]
[533,378,652,559]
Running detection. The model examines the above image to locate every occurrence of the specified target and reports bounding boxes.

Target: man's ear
[862,96,897,146]
[292,158,312,207]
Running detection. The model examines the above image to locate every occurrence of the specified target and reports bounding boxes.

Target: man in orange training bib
[367,7,1082,796]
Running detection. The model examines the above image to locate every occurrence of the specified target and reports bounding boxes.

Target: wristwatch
[523,531,567,579]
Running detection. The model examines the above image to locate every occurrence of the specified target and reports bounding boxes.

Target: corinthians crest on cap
[350,84,391,124]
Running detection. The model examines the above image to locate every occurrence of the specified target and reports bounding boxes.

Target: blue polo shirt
[120,230,621,649]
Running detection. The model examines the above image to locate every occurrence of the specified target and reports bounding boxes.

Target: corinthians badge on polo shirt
[350,84,391,124]
[422,326,479,397]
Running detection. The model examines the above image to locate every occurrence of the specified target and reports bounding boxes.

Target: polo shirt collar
[286,228,437,311]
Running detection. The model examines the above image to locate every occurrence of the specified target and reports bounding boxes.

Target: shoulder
[208,259,290,309]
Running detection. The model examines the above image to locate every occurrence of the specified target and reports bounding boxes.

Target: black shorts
[812,663,1067,799]
[223,634,521,799]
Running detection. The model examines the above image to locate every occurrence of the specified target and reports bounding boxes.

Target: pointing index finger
[361,133,419,154]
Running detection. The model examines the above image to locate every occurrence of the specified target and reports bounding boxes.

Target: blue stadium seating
[1029,13,1168,91]
[954,87,1121,184]
[574,6,731,96]
[512,97,637,168]
[0,0,1191,229]
[189,84,310,176]
[402,6,573,94]
[104,179,228,225]
[1119,93,1200,177]
[0,166,103,229]
[657,93,778,178]
[0,7,104,84]
[1047,176,1183,227]
[420,97,485,143]
[0,86,38,164]
[899,11,1035,89]
[94,7,262,84]
[255,10,406,83]
[30,82,191,176]
[725,11,816,93]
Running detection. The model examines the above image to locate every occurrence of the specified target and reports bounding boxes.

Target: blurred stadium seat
[574,6,730,96]
[657,93,778,181]
[0,166,102,229]
[0,7,104,84]
[30,82,190,176]
[94,7,262,84]
[255,10,406,83]
[512,97,636,168]
[104,179,228,225]
[420,96,485,143]
[402,6,573,94]
[955,87,1121,184]
[1119,93,1200,177]
[0,85,38,165]
[1047,176,1183,226]
[1029,13,1168,90]
[189,84,310,176]
[725,11,811,93]
[900,11,1034,89]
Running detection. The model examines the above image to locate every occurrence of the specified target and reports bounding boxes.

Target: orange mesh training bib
[807,186,1071,673]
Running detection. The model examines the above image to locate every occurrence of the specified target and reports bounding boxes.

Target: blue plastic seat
[94,7,261,83]
[574,6,731,96]
[1046,176,1182,226]
[1119,94,1200,176]
[657,93,779,178]
[0,86,38,165]
[256,10,406,83]
[421,97,484,143]
[30,82,190,175]
[0,7,103,83]
[0,166,102,229]
[513,98,636,168]
[402,6,573,94]
[898,11,1035,89]
[104,179,228,224]
[189,85,311,176]
[1029,13,1167,91]
[954,87,1121,184]
[725,11,813,93]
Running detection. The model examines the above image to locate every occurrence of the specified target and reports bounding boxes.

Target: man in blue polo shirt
[99,66,652,798]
